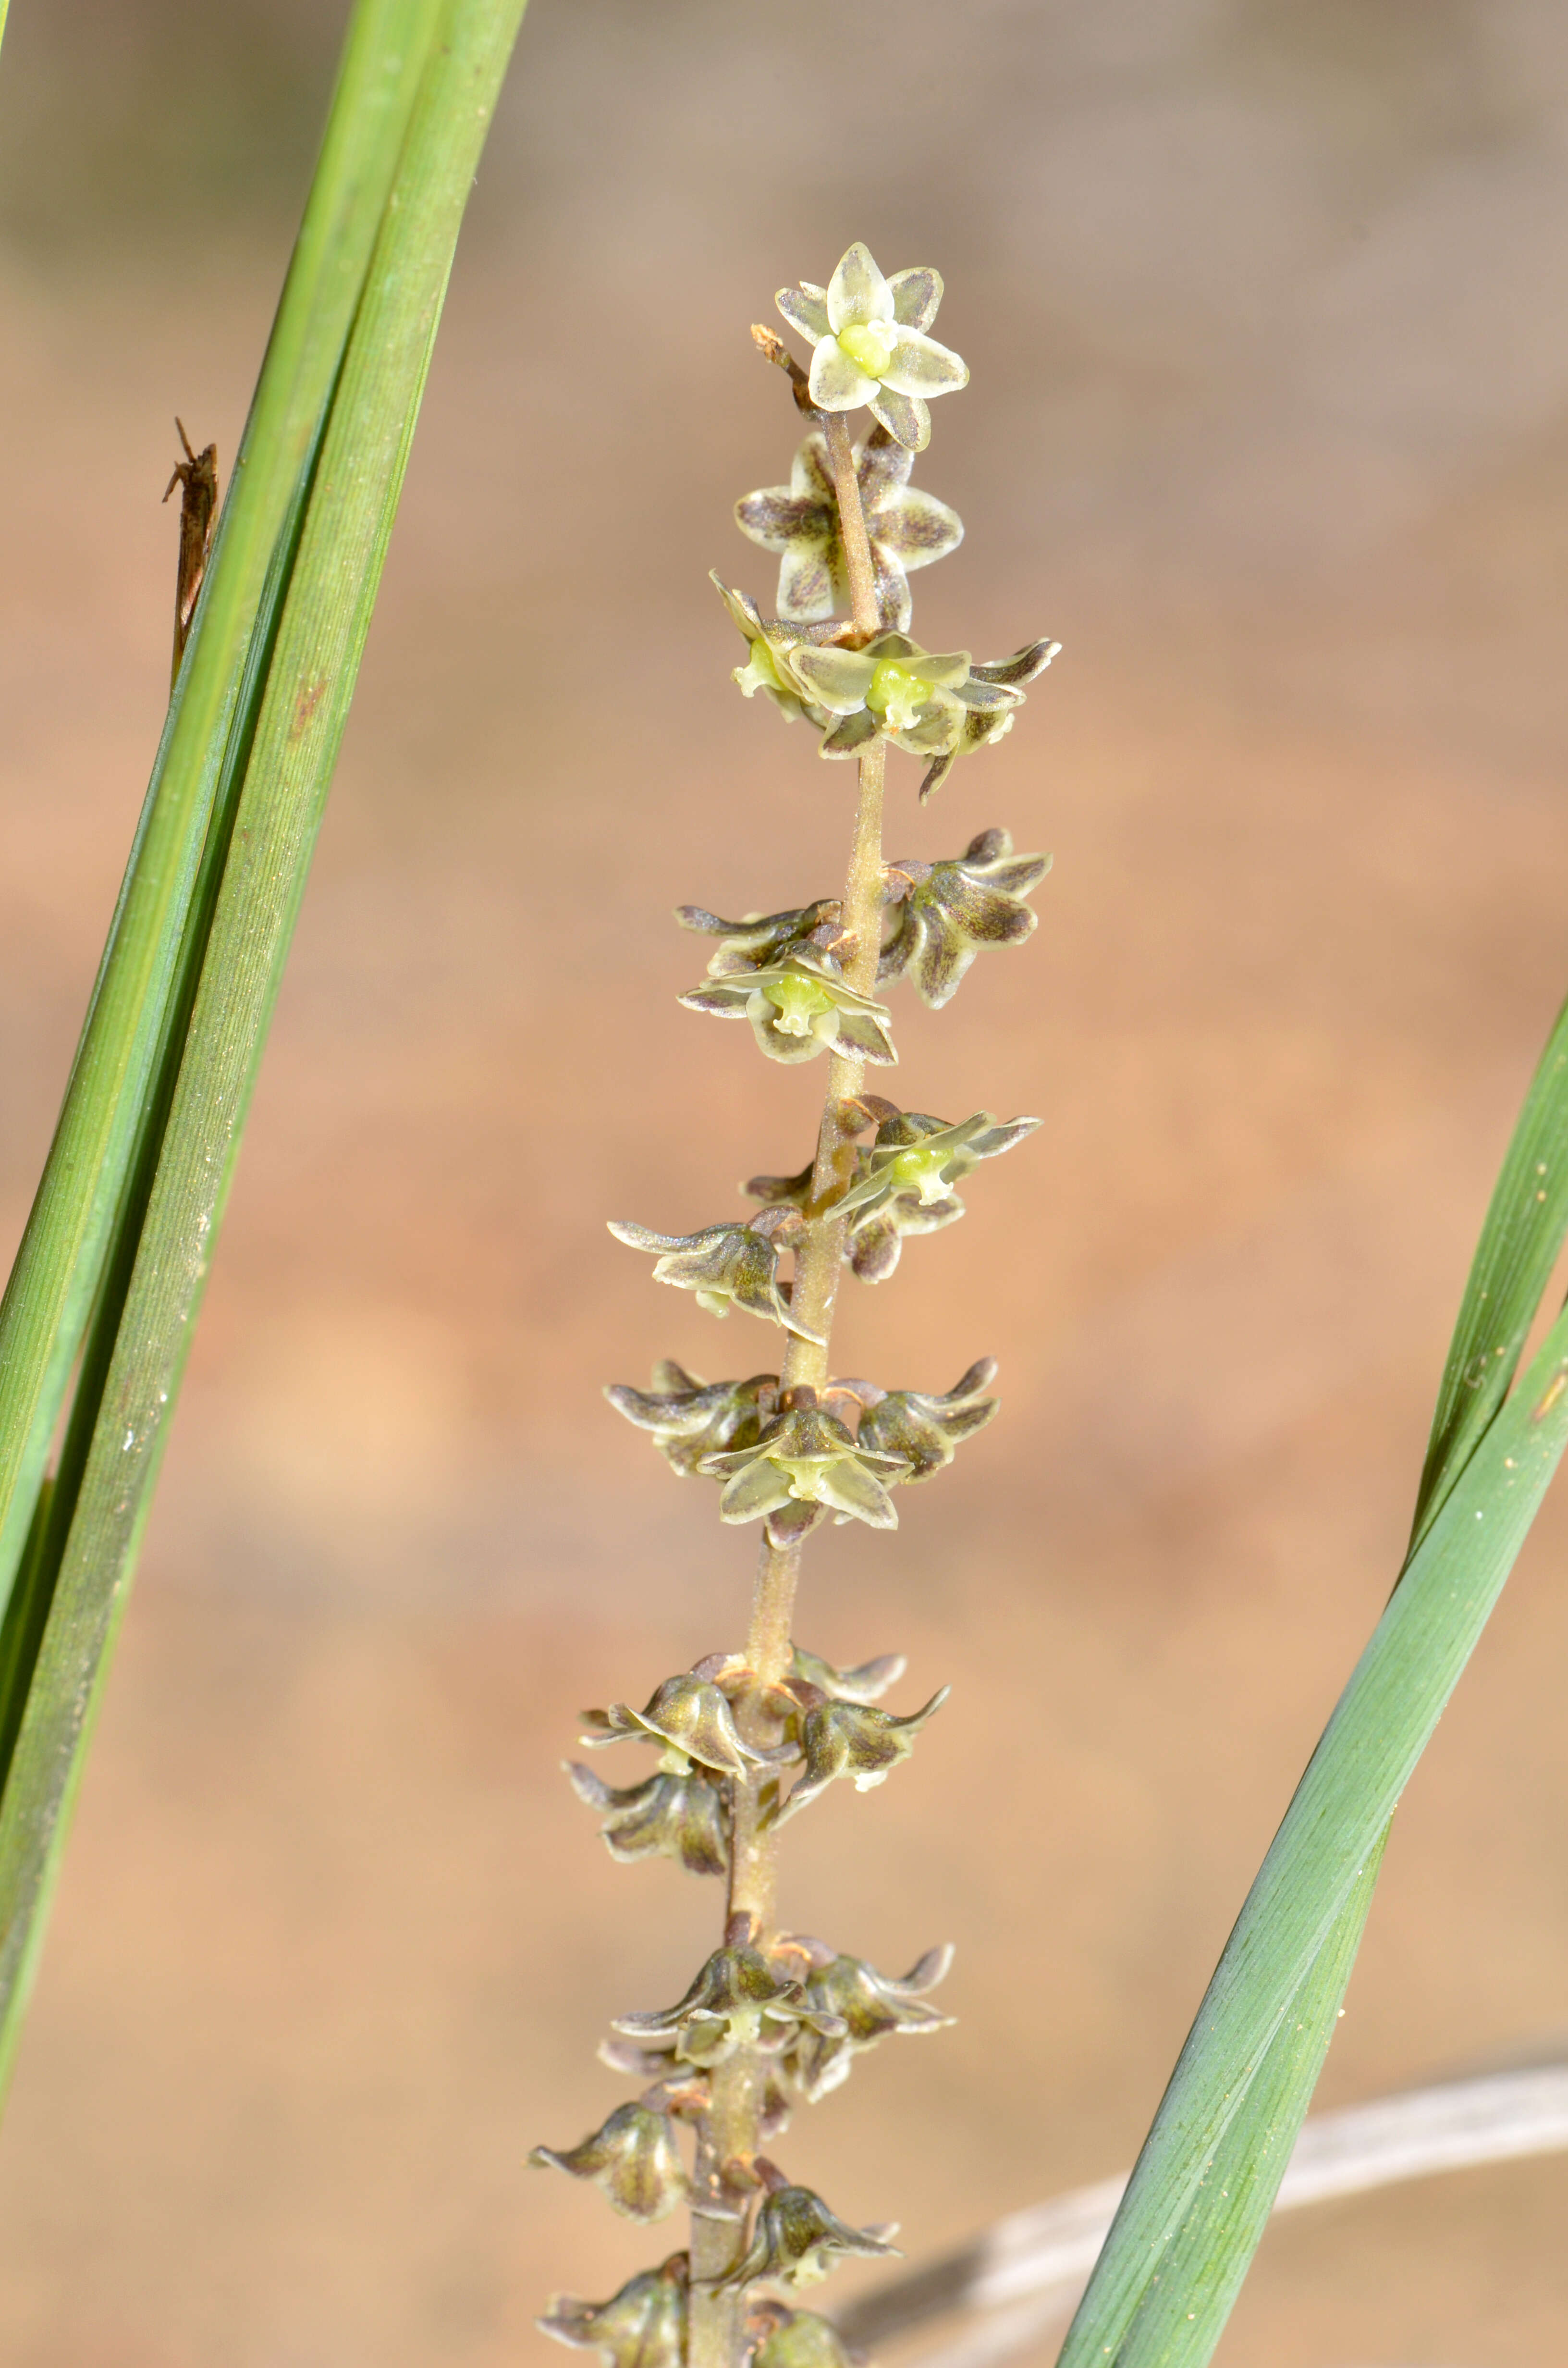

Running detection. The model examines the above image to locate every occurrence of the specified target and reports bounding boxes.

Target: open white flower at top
[777,243,968,453]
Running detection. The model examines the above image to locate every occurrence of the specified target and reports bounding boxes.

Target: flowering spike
[562,248,1052,2365]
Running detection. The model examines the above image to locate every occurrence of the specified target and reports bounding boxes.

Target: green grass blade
[0,0,441,1615]
[1412,990,1568,1545]
[1116,985,1568,2359]
[0,0,528,2093]
[1107,1838,1386,2366]
[1057,981,1568,2367]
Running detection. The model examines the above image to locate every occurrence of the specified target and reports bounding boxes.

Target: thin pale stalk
[686,417,890,2368]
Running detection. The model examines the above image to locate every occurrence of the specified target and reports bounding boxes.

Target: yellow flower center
[836,319,897,378]
[735,636,788,701]
[867,659,929,733]
[776,1456,833,1503]
[764,974,835,1037]
[887,1146,950,1204]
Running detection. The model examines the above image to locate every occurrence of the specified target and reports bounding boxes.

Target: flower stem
[822,412,881,643]
[686,418,889,2368]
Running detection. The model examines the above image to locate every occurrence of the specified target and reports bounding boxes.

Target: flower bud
[787,1946,955,2100]
[539,2256,688,2368]
[579,1672,775,1782]
[565,1762,730,1879]
[856,1360,1000,1483]
[748,2303,862,2368]
[776,1689,950,1825]
[607,1219,823,1341]
[605,1365,779,1479]
[530,2101,689,2223]
[711,2184,900,2291]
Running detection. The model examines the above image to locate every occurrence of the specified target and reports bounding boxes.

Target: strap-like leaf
[0,0,529,2097]
[1059,988,1568,2368]
[0,0,442,1615]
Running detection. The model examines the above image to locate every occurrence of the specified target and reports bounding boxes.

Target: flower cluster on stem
[534,242,1055,2368]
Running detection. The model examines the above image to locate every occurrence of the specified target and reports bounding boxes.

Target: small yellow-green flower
[784,630,1057,792]
[701,1394,911,1545]
[710,577,826,723]
[778,243,967,453]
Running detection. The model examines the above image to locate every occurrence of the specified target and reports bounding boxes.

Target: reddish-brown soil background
[2,4,1568,2364]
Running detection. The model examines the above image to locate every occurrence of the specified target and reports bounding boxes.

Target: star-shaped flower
[742,1140,938,1287]
[676,897,847,978]
[880,827,1052,1007]
[605,1362,779,1479]
[784,630,1008,764]
[612,1946,846,2070]
[856,1360,1001,1484]
[735,426,963,632]
[885,641,1060,800]
[701,1394,910,1544]
[838,1111,1040,1224]
[774,1687,950,1824]
[785,1943,955,2101]
[565,1761,730,1879]
[578,1672,776,1782]
[778,243,967,453]
[679,950,896,1070]
[539,2258,688,2368]
[530,2101,689,2223]
[710,2183,901,2291]
[607,1217,823,1340]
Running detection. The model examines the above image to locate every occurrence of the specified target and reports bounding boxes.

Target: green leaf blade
[1057,1307,1568,2368]
[0,0,443,1616]
[0,0,529,2096]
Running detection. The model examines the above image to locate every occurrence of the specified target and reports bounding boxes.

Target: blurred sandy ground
[2,1,1568,2363]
